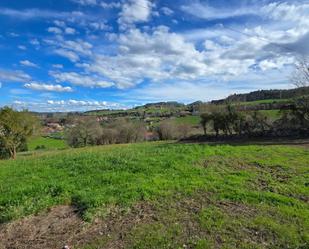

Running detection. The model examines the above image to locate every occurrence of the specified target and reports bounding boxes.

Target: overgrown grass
[0,142,308,248]
[27,136,68,151]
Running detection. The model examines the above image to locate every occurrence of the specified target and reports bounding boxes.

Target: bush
[35,145,47,150]
[156,120,177,140]
[66,118,147,147]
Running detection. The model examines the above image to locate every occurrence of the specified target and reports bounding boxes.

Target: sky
[0,0,308,112]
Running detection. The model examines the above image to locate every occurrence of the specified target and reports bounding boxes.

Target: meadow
[27,136,68,151]
[0,141,308,248]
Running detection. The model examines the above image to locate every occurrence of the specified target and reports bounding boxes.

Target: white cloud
[54,48,80,62]
[65,27,76,35]
[52,64,64,69]
[71,0,97,6]
[259,57,295,71]
[181,1,260,20]
[30,38,40,47]
[54,20,66,28]
[50,71,114,88]
[18,45,27,50]
[24,82,73,92]
[20,60,39,68]
[161,7,174,16]
[8,32,19,37]
[11,99,123,112]
[118,0,154,27]
[100,2,121,9]
[0,8,84,20]
[47,27,63,34]
[87,26,208,88]
[48,37,93,62]
[89,22,110,31]
[0,69,31,82]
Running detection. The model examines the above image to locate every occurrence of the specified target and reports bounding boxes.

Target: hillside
[0,142,308,248]
[212,86,309,104]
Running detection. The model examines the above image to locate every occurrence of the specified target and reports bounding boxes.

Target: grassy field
[0,142,308,248]
[175,115,201,125]
[27,136,68,151]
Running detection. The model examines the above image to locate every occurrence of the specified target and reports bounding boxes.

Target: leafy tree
[0,107,38,159]
[66,117,103,148]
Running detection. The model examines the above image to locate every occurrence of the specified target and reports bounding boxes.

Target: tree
[0,107,38,159]
[291,58,309,87]
[156,120,176,140]
[200,113,212,135]
[66,117,103,148]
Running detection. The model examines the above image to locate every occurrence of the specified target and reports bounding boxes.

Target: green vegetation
[0,142,308,248]
[28,136,68,151]
[258,109,281,119]
[174,115,201,125]
[238,98,291,105]
[0,107,39,159]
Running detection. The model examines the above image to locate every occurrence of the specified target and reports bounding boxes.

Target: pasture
[0,141,308,249]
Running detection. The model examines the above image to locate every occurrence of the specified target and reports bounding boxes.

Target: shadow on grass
[179,135,309,147]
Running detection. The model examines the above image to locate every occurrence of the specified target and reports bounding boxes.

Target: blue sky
[0,0,308,112]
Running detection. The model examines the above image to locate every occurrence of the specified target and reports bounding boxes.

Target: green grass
[237,98,291,105]
[27,136,68,151]
[0,142,308,248]
[258,109,282,119]
[174,115,201,125]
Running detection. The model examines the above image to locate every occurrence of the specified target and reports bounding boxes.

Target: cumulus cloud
[49,71,114,88]
[24,82,73,92]
[47,36,92,62]
[54,48,80,62]
[87,26,210,88]
[47,27,62,34]
[161,7,174,16]
[0,69,31,82]
[65,27,76,35]
[20,60,39,68]
[30,38,40,46]
[100,1,121,9]
[118,0,154,28]
[11,99,123,112]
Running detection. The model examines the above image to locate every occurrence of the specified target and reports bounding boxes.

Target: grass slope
[0,142,308,248]
[27,136,68,151]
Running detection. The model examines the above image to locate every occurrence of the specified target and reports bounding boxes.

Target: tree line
[200,97,309,138]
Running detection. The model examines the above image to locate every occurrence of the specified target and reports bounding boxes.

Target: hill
[0,142,308,248]
[211,86,309,104]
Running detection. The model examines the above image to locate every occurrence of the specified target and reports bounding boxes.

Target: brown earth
[0,202,157,249]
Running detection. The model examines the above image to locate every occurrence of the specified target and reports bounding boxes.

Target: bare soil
[0,202,157,249]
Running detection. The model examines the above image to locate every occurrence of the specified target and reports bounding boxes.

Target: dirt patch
[0,205,82,249]
[216,200,257,218]
[0,202,157,249]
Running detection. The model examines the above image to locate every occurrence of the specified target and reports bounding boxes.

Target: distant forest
[212,86,309,104]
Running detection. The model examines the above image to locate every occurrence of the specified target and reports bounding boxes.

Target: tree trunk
[203,126,207,135]
[10,146,17,159]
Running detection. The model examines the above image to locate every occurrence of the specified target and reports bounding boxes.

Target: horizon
[0,0,308,112]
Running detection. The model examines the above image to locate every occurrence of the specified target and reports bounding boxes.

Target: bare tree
[292,58,309,88]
